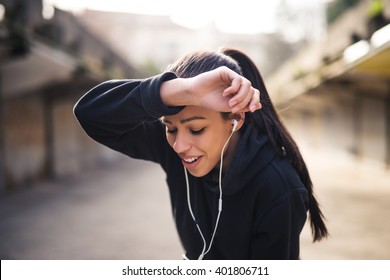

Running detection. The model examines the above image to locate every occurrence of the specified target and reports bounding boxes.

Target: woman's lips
[181,156,202,168]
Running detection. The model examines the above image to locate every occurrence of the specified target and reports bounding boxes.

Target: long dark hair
[166,48,328,242]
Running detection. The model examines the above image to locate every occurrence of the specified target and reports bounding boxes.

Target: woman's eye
[165,125,177,134]
[166,128,177,134]
[191,128,205,135]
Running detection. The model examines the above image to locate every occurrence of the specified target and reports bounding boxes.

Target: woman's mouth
[181,156,202,168]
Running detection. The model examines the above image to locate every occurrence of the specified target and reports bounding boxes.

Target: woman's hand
[161,66,262,113]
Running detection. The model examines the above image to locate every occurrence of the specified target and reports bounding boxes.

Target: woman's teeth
[183,157,199,163]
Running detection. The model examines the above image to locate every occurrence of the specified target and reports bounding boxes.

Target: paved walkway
[300,150,390,259]
[0,149,389,259]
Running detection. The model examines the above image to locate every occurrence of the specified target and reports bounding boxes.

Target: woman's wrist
[160,78,195,107]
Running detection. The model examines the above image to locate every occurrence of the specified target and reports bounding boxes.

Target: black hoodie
[74,72,309,260]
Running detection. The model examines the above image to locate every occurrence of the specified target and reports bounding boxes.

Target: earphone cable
[184,127,235,260]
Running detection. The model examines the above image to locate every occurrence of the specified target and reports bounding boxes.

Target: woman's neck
[222,132,241,170]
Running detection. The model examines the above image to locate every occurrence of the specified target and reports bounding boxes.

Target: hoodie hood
[203,123,279,195]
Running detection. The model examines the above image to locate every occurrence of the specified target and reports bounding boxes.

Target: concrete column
[0,68,5,193]
[43,93,55,179]
[352,93,363,160]
[386,83,390,168]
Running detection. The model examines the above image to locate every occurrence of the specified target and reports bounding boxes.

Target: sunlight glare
[214,1,279,34]
[0,4,5,22]
[45,0,280,34]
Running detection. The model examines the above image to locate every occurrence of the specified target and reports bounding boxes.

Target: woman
[74,47,328,260]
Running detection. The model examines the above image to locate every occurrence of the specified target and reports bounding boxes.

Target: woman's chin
[186,165,212,178]
[187,169,207,177]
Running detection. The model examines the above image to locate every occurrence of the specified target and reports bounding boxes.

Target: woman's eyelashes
[166,127,206,135]
[190,128,205,135]
[167,128,177,134]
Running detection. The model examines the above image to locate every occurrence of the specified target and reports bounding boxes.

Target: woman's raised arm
[160,66,261,113]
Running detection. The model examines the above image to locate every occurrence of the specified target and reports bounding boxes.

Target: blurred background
[0,0,389,259]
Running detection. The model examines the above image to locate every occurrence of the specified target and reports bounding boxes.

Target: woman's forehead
[163,106,222,124]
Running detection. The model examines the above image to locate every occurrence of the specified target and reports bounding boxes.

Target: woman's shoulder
[252,154,307,201]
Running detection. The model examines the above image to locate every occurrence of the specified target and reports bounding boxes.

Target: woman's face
[162,106,233,177]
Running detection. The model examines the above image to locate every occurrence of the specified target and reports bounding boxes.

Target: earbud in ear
[232,119,238,132]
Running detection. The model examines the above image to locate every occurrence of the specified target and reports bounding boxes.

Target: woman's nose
[172,133,191,154]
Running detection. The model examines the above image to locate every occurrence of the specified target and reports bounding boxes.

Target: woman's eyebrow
[180,116,206,124]
[161,116,206,125]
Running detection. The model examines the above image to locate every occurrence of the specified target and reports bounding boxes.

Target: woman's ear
[230,112,245,132]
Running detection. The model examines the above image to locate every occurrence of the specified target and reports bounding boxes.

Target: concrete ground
[0,149,389,260]
[300,149,390,259]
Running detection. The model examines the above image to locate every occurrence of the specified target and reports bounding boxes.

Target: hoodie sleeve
[73,72,182,164]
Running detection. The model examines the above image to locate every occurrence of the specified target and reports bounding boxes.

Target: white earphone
[183,118,239,260]
[232,119,238,132]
